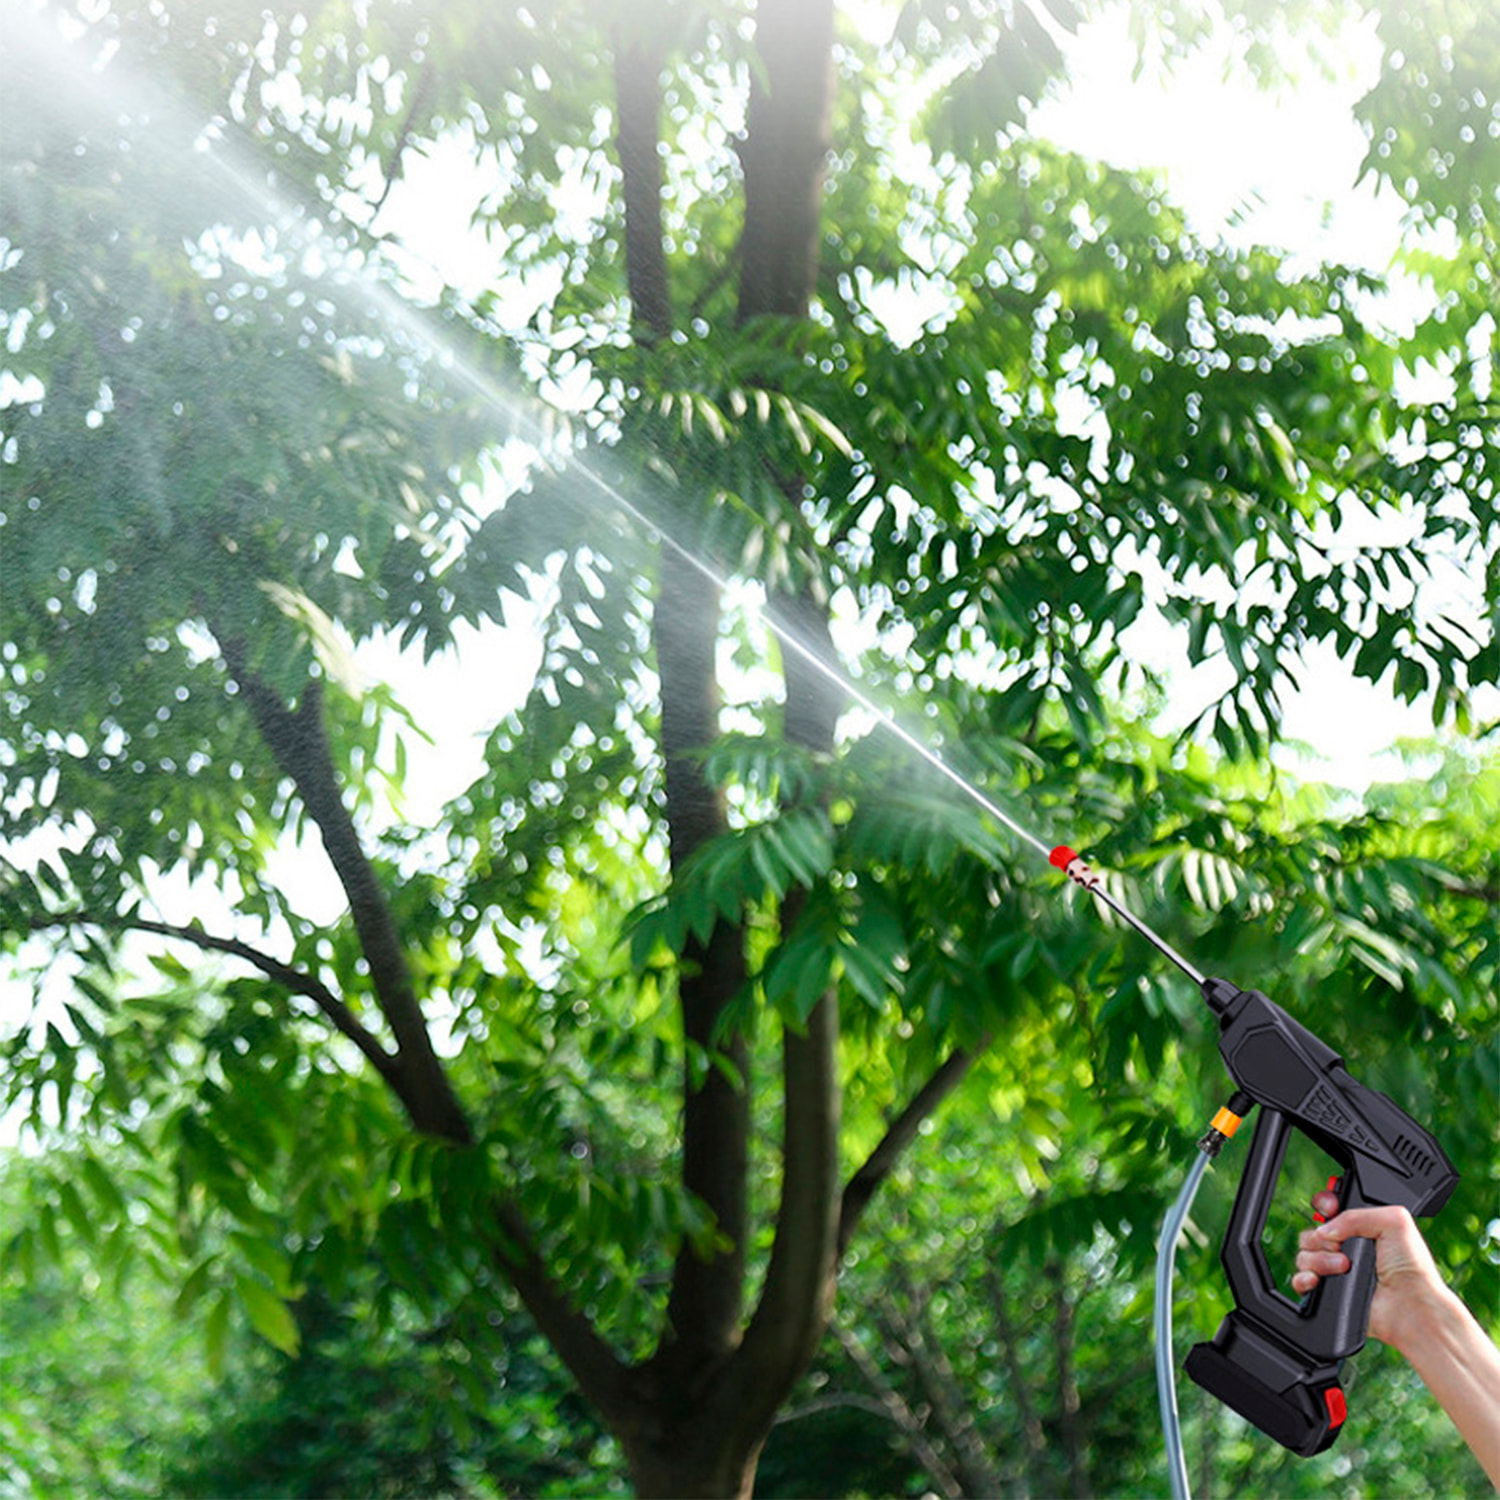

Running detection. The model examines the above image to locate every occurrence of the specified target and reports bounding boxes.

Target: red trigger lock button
[1313,1174,1343,1224]
[1323,1386,1347,1429]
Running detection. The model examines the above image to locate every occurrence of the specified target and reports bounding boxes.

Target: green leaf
[230,1231,295,1297]
[764,923,837,1023]
[175,1255,218,1320]
[80,1155,128,1220]
[204,1291,232,1379]
[55,1176,94,1244]
[235,1274,301,1358]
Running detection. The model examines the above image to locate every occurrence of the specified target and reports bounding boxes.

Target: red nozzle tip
[1050,845,1079,871]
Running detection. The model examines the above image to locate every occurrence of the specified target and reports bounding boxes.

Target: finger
[1310,1190,1341,1219]
[1295,1248,1351,1278]
[1291,1271,1319,1295]
[1298,1225,1344,1254]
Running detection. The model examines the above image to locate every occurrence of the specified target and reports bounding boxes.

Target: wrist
[1382,1281,1467,1363]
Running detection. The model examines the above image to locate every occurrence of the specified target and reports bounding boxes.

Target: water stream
[8,5,1069,869]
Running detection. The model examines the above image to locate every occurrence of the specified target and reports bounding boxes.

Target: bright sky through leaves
[1030,9,1494,789]
[359,3,1482,806]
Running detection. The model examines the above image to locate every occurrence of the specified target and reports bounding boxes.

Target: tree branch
[839,1041,986,1257]
[879,1285,1004,1498]
[369,61,434,218]
[40,908,644,1432]
[985,1261,1049,1482]
[214,656,643,1430]
[831,1322,964,1499]
[491,1199,645,1436]
[1047,1259,1094,1500]
[734,583,845,1422]
[742,983,840,1376]
[775,1390,903,1427]
[614,0,755,1379]
[26,911,401,1088]
[219,644,471,1143]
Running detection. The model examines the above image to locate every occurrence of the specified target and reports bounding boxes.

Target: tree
[3,1,1495,1495]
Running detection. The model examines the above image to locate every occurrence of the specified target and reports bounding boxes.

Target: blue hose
[1156,1147,1211,1500]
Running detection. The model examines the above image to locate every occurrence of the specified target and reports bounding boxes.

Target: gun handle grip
[1222,1107,1376,1362]
[1186,1112,1374,1454]
[1313,1217,1379,1347]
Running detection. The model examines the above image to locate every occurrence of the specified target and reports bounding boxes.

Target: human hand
[1292,1193,1450,1355]
[1296,1192,1500,1487]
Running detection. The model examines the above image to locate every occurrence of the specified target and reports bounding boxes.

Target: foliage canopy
[2,0,1496,1495]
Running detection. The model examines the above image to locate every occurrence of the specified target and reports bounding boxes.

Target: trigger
[1313,1174,1343,1224]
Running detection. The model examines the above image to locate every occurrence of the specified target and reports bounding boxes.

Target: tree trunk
[594,0,840,1492]
[737,0,837,323]
[655,541,752,1371]
[1047,1260,1094,1500]
[622,1434,762,1500]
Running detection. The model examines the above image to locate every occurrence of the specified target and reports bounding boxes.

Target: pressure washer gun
[1182,976,1459,1455]
[1048,847,1460,1459]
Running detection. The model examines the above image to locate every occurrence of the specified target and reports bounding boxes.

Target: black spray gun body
[1184,976,1459,1456]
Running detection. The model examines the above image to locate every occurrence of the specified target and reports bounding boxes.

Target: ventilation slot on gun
[1393,1133,1434,1178]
